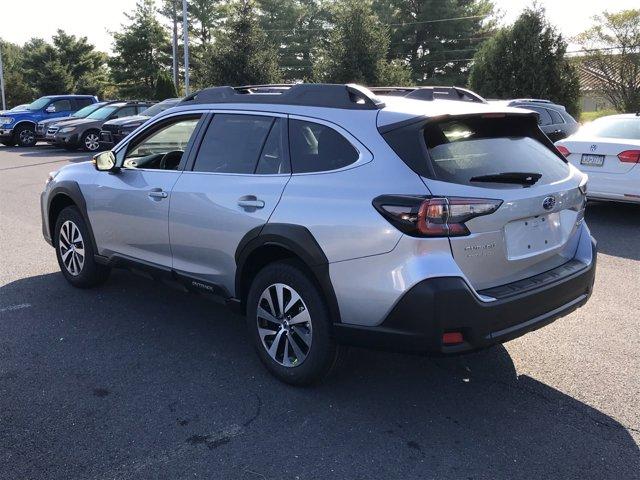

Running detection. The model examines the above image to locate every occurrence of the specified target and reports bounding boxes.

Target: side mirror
[93,151,117,172]
[45,105,56,113]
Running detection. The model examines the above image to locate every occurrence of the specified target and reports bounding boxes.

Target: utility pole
[171,0,179,91]
[182,0,190,96]
[0,43,6,111]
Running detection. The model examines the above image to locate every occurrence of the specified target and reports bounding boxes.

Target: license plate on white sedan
[581,154,604,167]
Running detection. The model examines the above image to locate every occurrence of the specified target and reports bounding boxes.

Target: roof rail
[369,86,486,104]
[178,83,385,110]
[509,98,553,104]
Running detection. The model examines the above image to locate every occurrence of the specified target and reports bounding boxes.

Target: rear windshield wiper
[469,172,542,186]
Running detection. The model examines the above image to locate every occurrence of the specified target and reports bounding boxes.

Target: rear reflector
[556,145,570,157]
[618,150,640,163]
[442,332,464,345]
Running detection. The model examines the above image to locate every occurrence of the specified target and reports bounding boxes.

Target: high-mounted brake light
[618,150,640,164]
[556,145,570,157]
[373,195,502,238]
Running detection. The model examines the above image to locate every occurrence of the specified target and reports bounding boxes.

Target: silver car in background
[41,84,597,385]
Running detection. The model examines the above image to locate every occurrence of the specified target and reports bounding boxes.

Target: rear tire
[15,124,36,147]
[246,261,344,386]
[54,206,110,288]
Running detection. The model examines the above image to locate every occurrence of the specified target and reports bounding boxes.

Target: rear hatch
[557,138,640,175]
[383,112,586,291]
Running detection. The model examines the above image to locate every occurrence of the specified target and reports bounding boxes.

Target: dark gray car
[51,101,152,152]
[492,99,579,142]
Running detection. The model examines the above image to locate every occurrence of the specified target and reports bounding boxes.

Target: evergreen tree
[21,38,74,95]
[52,30,107,95]
[203,0,281,86]
[469,7,580,115]
[373,0,495,85]
[154,70,179,100]
[0,39,35,107]
[110,0,171,98]
[314,0,410,86]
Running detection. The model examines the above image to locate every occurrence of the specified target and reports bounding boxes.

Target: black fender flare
[235,223,342,324]
[47,181,99,253]
[12,120,38,132]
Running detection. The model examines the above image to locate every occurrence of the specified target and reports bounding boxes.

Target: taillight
[373,195,502,237]
[618,150,640,163]
[556,145,570,157]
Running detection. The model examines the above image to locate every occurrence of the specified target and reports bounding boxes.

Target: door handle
[238,196,265,209]
[148,189,168,199]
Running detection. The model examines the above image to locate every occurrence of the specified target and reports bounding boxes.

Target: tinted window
[423,118,569,188]
[124,115,201,170]
[141,99,179,117]
[526,106,552,126]
[256,119,289,174]
[193,114,274,174]
[49,99,72,112]
[289,120,358,173]
[547,108,564,124]
[113,106,138,119]
[76,98,94,108]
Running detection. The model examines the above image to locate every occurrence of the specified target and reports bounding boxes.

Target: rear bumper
[334,237,597,354]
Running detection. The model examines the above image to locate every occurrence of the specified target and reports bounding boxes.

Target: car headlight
[59,126,76,133]
[0,117,14,125]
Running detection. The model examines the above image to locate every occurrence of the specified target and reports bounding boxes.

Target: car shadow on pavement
[1,270,638,479]
[585,201,640,261]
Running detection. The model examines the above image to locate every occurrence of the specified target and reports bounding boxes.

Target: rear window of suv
[384,115,570,188]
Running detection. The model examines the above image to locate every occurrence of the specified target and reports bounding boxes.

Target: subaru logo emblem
[542,196,556,211]
[590,144,597,152]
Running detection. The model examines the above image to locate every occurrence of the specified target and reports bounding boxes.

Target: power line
[263,14,489,33]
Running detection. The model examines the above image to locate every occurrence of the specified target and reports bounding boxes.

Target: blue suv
[0,95,98,147]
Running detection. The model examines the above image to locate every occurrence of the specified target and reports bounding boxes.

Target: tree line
[1,1,638,115]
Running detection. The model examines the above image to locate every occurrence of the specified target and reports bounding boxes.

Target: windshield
[141,100,179,117]
[72,103,105,118]
[87,105,119,120]
[578,117,640,140]
[27,97,51,111]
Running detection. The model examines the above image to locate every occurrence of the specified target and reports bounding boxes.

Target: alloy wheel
[257,283,313,367]
[84,133,100,151]
[58,220,85,276]
[19,129,35,146]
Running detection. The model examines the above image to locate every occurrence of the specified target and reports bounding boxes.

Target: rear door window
[288,120,358,173]
[547,109,564,124]
[526,106,552,126]
[193,114,275,174]
[422,118,570,187]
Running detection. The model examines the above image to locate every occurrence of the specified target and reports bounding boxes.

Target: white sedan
[555,114,640,204]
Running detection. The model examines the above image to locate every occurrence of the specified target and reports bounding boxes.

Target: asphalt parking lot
[0,145,638,480]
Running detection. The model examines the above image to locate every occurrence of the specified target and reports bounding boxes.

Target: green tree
[110,0,171,98]
[313,0,411,86]
[576,9,640,113]
[469,7,580,115]
[373,0,495,85]
[203,0,281,86]
[21,38,74,95]
[257,0,332,81]
[0,39,35,107]
[154,70,179,99]
[52,30,107,95]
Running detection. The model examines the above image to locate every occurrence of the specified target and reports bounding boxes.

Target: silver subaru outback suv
[41,84,597,385]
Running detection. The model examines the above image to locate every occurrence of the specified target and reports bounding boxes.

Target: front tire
[81,130,101,152]
[1,139,16,147]
[246,261,343,385]
[54,206,110,288]
[15,124,36,147]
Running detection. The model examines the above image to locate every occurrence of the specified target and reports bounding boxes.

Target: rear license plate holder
[581,154,604,167]
[504,213,565,260]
